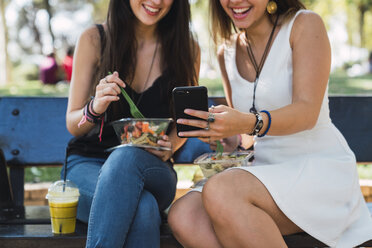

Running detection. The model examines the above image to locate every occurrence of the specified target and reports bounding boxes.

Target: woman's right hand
[92,71,126,114]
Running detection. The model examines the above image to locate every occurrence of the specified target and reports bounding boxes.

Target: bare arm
[265,11,331,135]
[66,26,124,137]
[177,13,330,140]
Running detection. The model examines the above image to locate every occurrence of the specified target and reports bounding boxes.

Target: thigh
[143,163,177,211]
[103,147,177,211]
[209,169,302,235]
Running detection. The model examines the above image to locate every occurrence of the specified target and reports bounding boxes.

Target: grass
[358,164,372,180]
[25,167,62,183]
[0,80,70,97]
[2,71,372,183]
[329,72,372,95]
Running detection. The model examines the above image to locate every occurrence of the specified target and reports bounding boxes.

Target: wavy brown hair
[209,0,306,44]
[92,0,197,120]
[94,0,197,90]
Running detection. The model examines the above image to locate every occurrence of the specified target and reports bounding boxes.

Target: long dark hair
[96,0,197,88]
[210,0,306,44]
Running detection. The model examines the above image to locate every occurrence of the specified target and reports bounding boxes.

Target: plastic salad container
[109,118,172,151]
[194,150,254,178]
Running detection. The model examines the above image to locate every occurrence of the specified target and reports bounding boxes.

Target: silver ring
[205,121,210,130]
[207,112,215,123]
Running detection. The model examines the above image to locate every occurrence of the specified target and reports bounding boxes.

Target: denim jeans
[61,147,177,248]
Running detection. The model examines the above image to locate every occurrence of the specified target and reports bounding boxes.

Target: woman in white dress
[168,0,372,247]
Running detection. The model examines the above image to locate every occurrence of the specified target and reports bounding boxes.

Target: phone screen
[172,86,208,137]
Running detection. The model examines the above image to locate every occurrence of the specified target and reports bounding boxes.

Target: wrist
[248,112,263,136]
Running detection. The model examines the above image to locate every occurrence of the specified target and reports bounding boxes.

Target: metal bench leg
[0,149,14,207]
[9,167,24,207]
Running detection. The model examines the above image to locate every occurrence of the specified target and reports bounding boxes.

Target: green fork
[216,140,224,157]
[120,87,145,118]
[108,72,145,118]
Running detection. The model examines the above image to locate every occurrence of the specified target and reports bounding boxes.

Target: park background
[0,0,372,191]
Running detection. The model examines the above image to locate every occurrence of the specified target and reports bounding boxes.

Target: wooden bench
[1,95,372,248]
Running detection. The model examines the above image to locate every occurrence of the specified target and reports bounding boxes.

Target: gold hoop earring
[267,1,277,15]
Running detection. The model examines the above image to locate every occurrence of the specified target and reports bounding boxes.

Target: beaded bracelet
[78,97,105,141]
[258,110,271,137]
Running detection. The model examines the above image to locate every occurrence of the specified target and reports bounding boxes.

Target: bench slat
[0,97,72,166]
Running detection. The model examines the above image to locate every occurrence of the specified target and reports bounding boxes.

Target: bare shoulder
[290,11,327,45]
[193,39,201,57]
[217,44,225,61]
[79,26,101,51]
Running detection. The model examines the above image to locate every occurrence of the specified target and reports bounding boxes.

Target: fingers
[177,118,210,130]
[209,104,226,113]
[145,148,172,162]
[93,71,125,114]
[157,136,171,149]
[184,108,209,120]
[107,71,126,88]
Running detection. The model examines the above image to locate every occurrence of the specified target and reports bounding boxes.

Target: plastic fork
[120,87,145,118]
[108,71,145,118]
[216,140,223,158]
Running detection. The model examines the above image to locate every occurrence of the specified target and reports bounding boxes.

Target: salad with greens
[111,118,172,149]
[194,151,254,178]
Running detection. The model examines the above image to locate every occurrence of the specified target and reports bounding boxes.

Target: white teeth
[232,7,250,14]
[144,5,160,13]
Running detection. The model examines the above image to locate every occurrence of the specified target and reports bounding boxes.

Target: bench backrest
[0,95,371,165]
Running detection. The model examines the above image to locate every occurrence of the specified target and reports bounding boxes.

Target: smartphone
[172,86,208,137]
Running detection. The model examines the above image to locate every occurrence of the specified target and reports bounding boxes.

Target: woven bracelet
[258,110,271,137]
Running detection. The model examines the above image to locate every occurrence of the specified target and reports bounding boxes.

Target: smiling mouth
[232,7,252,15]
[143,4,160,14]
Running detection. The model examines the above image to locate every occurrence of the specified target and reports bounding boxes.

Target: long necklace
[245,14,279,113]
[131,40,159,106]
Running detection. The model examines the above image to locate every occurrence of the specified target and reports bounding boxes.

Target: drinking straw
[63,147,68,192]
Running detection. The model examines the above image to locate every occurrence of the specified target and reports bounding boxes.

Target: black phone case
[172,86,208,137]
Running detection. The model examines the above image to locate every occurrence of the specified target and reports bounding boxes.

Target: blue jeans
[61,147,177,248]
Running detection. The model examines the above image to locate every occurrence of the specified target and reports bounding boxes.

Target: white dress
[196,10,372,247]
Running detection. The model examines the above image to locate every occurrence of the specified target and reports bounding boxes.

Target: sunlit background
[1,0,372,184]
[1,0,372,96]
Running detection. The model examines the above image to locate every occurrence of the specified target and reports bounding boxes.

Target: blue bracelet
[258,110,271,137]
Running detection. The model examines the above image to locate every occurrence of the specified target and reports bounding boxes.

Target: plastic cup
[45,180,80,234]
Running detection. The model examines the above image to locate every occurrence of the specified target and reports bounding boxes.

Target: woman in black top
[62,0,200,247]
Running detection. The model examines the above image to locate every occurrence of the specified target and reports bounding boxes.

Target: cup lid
[45,180,80,199]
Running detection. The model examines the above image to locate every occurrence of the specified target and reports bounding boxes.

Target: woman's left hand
[145,135,173,162]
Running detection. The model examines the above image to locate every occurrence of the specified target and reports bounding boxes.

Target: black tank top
[67,74,173,158]
[67,24,174,158]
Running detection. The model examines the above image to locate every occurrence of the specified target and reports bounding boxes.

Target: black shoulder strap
[95,24,105,57]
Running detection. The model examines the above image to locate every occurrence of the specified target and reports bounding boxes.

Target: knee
[202,172,239,221]
[168,200,196,240]
[132,191,161,231]
[100,147,145,178]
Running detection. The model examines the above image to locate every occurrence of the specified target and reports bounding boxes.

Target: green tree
[0,0,10,85]
[346,0,372,47]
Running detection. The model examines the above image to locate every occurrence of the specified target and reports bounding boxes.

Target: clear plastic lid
[45,180,80,199]
[194,150,254,165]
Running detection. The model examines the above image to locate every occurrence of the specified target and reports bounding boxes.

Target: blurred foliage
[2,72,372,97]
[25,167,61,183]
[358,164,372,179]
